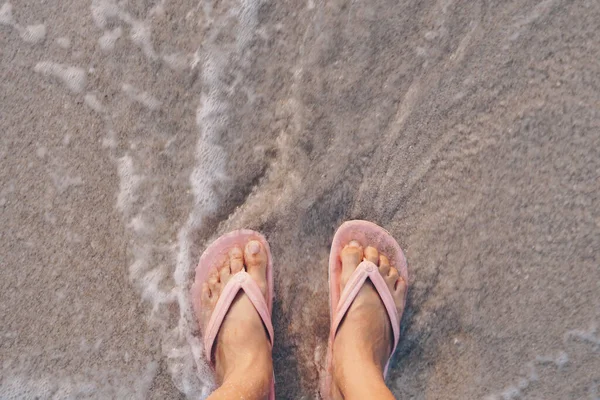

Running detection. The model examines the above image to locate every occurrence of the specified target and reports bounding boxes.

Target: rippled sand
[1,0,599,398]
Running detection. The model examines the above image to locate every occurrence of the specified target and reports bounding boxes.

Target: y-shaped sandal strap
[203,271,274,363]
[331,260,400,374]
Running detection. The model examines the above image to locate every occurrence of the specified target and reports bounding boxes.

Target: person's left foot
[200,240,272,398]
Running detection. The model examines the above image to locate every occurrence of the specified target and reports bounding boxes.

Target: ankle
[210,368,272,400]
[220,372,272,400]
[334,347,383,384]
[333,304,392,367]
[333,360,390,400]
[219,352,272,382]
[214,331,273,381]
[216,351,273,397]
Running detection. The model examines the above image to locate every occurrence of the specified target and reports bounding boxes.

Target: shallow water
[1,0,599,398]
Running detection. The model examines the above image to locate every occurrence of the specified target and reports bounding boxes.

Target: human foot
[331,241,407,400]
[200,240,273,400]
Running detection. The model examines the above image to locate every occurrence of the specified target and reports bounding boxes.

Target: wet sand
[1,0,599,398]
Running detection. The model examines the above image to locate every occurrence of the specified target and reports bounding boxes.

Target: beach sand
[1,0,599,398]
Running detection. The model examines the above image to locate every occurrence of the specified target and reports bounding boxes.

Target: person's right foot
[331,241,407,400]
[200,240,272,400]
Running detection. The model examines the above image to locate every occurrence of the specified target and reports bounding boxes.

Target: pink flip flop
[190,229,275,400]
[321,220,408,399]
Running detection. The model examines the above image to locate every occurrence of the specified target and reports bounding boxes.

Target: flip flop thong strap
[331,261,400,359]
[203,271,273,362]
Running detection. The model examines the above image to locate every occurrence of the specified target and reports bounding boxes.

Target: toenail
[248,241,260,255]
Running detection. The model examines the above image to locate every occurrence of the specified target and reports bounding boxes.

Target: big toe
[340,240,363,287]
[244,240,268,295]
[229,246,244,273]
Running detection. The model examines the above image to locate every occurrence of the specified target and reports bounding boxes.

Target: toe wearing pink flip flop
[190,229,275,400]
[321,220,408,399]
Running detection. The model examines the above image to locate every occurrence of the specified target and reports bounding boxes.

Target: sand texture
[1,0,599,398]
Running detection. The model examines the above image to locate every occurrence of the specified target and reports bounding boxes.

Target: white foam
[148,1,165,18]
[507,0,558,46]
[0,363,158,400]
[555,351,569,368]
[128,214,148,234]
[0,375,56,399]
[514,0,556,29]
[132,258,175,309]
[65,231,82,243]
[102,129,117,148]
[0,2,13,25]
[112,151,198,393]
[565,324,600,349]
[90,0,120,29]
[526,361,538,381]
[129,20,158,60]
[19,24,46,43]
[34,62,87,93]
[535,351,569,369]
[91,0,266,397]
[44,210,57,224]
[1,3,45,44]
[98,26,122,51]
[116,154,143,213]
[501,386,520,400]
[36,146,47,158]
[162,52,189,71]
[169,0,264,396]
[517,378,529,390]
[49,170,83,193]
[133,361,159,396]
[56,36,71,48]
[486,323,600,399]
[122,83,161,110]
[591,382,599,400]
[84,93,105,113]
[92,0,158,58]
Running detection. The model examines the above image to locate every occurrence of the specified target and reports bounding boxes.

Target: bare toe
[200,282,215,329]
[365,246,379,265]
[244,240,268,295]
[379,255,390,276]
[208,269,219,288]
[229,246,244,273]
[341,241,363,287]
[386,267,399,285]
[201,282,211,303]
[244,240,267,269]
[219,259,232,284]
[394,276,407,310]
